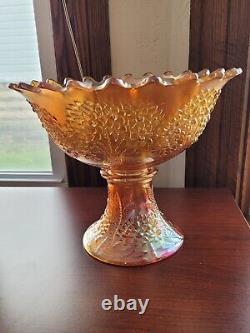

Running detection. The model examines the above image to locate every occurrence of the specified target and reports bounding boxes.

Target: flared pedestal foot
[83,219,183,266]
[83,168,184,266]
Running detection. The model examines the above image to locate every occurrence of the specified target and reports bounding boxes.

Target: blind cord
[61,0,85,81]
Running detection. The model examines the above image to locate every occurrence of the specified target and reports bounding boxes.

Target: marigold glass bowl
[9,68,242,266]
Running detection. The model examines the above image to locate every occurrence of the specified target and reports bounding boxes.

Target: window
[0,0,66,183]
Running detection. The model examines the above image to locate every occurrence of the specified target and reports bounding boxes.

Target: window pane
[0,0,52,172]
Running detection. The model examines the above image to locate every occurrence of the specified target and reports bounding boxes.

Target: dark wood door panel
[186,0,250,215]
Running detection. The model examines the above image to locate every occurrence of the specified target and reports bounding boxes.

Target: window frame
[0,0,67,186]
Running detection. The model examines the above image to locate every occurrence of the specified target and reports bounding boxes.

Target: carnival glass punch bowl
[9,68,242,266]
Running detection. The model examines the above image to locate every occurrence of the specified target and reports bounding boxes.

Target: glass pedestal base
[83,168,184,266]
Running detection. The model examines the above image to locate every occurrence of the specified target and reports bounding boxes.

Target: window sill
[0,173,67,187]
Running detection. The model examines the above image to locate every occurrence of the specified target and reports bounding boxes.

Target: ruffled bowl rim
[9,68,242,92]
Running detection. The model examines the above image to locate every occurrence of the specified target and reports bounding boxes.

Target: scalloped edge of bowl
[9,68,242,92]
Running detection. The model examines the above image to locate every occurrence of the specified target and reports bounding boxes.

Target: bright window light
[0,0,52,173]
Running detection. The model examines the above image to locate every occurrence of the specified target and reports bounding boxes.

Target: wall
[109,0,190,187]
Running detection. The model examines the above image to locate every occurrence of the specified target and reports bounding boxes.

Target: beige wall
[109,0,190,187]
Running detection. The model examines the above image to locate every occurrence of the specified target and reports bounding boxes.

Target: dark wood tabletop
[0,187,249,333]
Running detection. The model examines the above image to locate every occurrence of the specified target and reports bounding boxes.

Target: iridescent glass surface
[9,68,242,266]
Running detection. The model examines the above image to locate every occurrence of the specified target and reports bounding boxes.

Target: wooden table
[0,188,249,333]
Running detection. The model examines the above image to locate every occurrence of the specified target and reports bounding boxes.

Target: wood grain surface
[186,0,250,215]
[0,188,249,333]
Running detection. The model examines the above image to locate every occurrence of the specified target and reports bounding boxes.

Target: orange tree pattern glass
[9,68,242,266]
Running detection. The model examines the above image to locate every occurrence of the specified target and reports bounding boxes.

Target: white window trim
[0,0,67,186]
